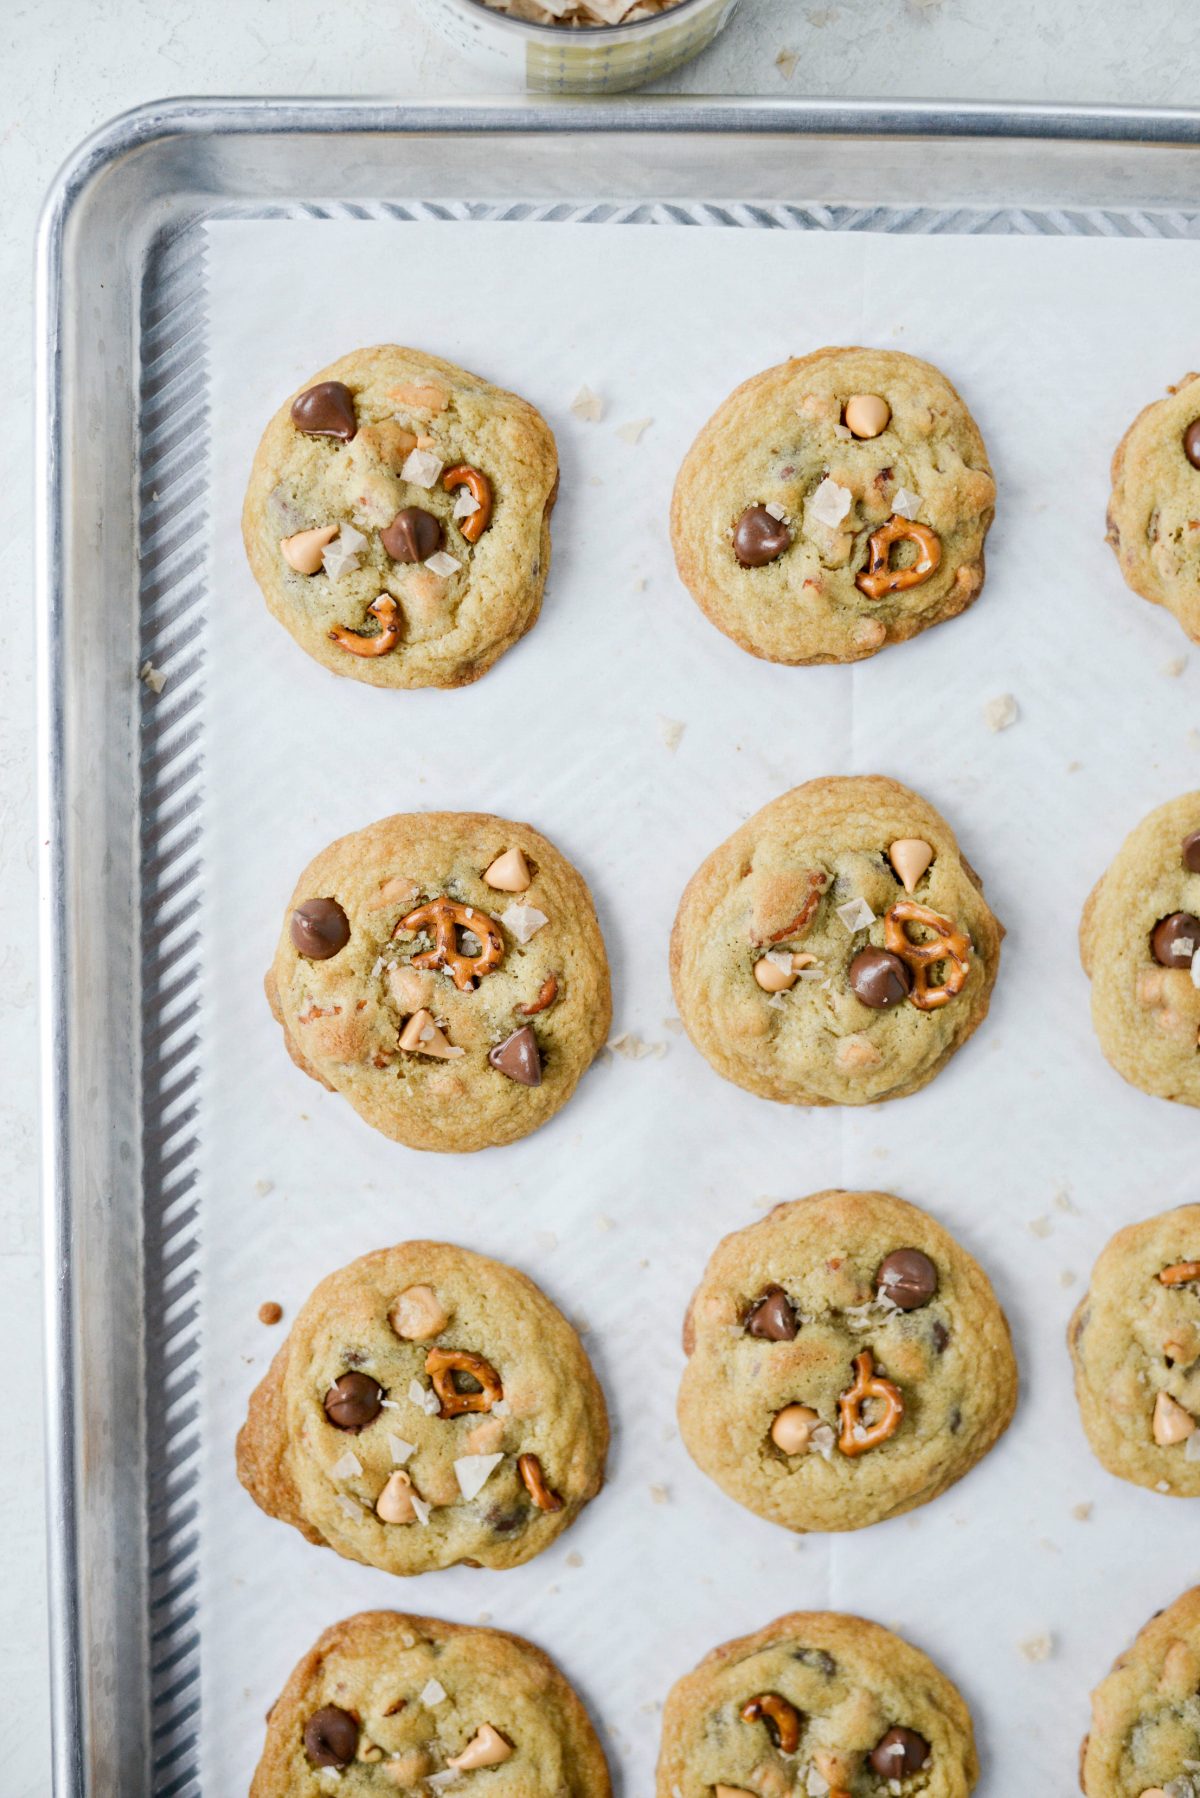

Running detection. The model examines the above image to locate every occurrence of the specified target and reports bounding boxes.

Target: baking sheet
[197,216,1200,1794]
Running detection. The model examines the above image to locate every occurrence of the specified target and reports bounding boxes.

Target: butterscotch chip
[250,1611,610,1797]
[237,1241,608,1577]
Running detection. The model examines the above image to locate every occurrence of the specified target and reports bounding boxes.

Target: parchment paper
[198,216,1200,1794]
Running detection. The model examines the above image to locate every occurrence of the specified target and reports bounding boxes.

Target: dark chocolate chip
[323,1371,383,1432]
[381,506,444,564]
[733,505,791,567]
[290,897,350,960]
[488,1025,542,1087]
[483,1505,527,1534]
[932,1318,950,1354]
[949,1404,962,1433]
[870,1728,930,1779]
[1183,830,1200,873]
[304,1705,359,1769]
[290,381,358,442]
[744,1285,799,1341]
[876,1247,939,1311]
[1151,911,1200,969]
[792,1647,837,1677]
[849,946,913,1010]
[1185,419,1200,470]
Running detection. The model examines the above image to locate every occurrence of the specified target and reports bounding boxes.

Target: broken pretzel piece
[518,1452,564,1513]
[837,1350,903,1457]
[425,1347,503,1418]
[444,464,493,543]
[740,1692,801,1755]
[329,594,401,658]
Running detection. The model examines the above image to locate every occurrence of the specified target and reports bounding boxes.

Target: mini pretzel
[518,973,558,1017]
[1160,1262,1200,1286]
[884,900,971,1011]
[425,1347,503,1418]
[838,1350,903,1456]
[740,1693,801,1755]
[396,897,504,992]
[855,516,941,601]
[518,1452,564,1513]
[443,465,493,543]
[328,594,401,657]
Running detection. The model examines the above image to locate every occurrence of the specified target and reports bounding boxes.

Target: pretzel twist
[740,1693,802,1755]
[518,1452,564,1513]
[443,464,493,543]
[884,900,971,1011]
[329,594,401,657]
[837,1350,904,1457]
[855,515,941,601]
[424,1347,503,1418]
[396,897,504,992]
[1160,1262,1200,1286]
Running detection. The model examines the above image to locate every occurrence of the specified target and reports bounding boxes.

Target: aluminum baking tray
[36,96,1200,1797]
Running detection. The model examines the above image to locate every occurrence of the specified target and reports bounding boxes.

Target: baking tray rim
[34,92,1200,1797]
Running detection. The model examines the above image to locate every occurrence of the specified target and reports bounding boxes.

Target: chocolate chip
[1185,419,1200,469]
[290,380,358,441]
[744,1285,798,1341]
[381,506,444,563]
[1151,911,1200,968]
[733,505,791,567]
[483,1505,527,1534]
[290,897,350,960]
[304,1705,359,1769]
[488,1025,542,1086]
[849,947,912,1010]
[932,1318,950,1354]
[792,1648,837,1676]
[1183,830,1200,873]
[876,1248,938,1311]
[870,1728,930,1779]
[323,1371,383,1431]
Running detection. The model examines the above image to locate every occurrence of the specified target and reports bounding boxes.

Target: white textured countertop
[6,3,1200,1791]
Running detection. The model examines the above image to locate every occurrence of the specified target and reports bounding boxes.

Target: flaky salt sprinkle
[891,485,922,519]
[321,536,360,580]
[410,1493,432,1525]
[1018,1632,1054,1663]
[984,692,1019,732]
[401,447,443,488]
[424,550,462,579]
[138,660,167,694]
[335,1494,362,1519]
[454,1452,504,1500]
[616,416,653,444]
[570,383,605,422]
[500,902,549,944]
[609,1031,667,1060]
[835,897,876,933]
[420,1678,447,1707]
[387,1433,416,1466]
[657,715,686,752]
[808,475,853,528]
[330,1450,363,1481]
[451,489,480,520]
[764,500,789,522]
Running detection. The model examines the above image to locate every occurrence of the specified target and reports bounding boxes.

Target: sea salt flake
[984,693,1019,732]
[809,1424,835,1459]
[454,1452,504,1500]
[764,500,789,522]
[657,715,686,752]
[835,897,876,932]
[338,523,367,555]
[321,538,360,580]
[1019,1631,1054,1663]
[570,383,605,422]
[805,1766,831,1797]
[808,476,853,528]
[335,1494,362,1519]
[387,1434,416,1466]
[500,903,549,944]
[891,486,922,519]
[492,1399,511,1417]
[138,659,167,694]
[424,550,462,578]
[617,416,653,444]
[330,1450,363,1481]
[609,1031,664,1060]
[426,1774,461,1792]
[1186,1430,1200,1462]
[452,489,480,519]
[410,1494,432,1525]
[401,447,443,488]
[420,1678,447,1707]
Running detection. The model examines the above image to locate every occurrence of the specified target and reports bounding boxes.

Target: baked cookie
[266,811,611,1152]
[243,346,557,688]
[670,346,995,666]
[1069,1205,1200,1496]
[657,1610,978,1798]
[237,1241,608,1574]
[677,1190,1016,1534]
[1107,371,1200,643]
[251,1609,611,1796]
[670,776,1002,1107]
[1081,1585,1200,1797]
[1081,791,1200,1108]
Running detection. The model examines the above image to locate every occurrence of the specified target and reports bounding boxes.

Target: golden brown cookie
[251,1609,611,1795]
[1080,790,1200,1107]
[243,345,557,688]
[670,346,995,665]
[266,811,611,1152]
[656,1610,978,1798]
[1069,1204,1200,1496]
[677,1190,1017,1533]
[1081,1585,1200,1796]
[670,775,1002,1106]
[1107,371,1200,644]
[237,1241,608,1574]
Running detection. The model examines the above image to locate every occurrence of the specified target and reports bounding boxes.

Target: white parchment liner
[199,218,1200,1793]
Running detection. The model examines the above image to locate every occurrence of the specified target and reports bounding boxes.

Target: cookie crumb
[1028,1217,1053,1239]
[254,1178,275,1196]
[1072,1501,1093,1521]
[138,659,167,694]
[616,416,653,445]
[1054,1188,1078,1214]
[1164,656,1189,676]
[1018,1631,1054,1663]
[258,1301,283,1326]
[657,715,686,753]
[1059,1269,1077,1288]
[649,1483,670,1505]
[565,1551,583,1568]
[609,1031,667,1060]
[984,692,1019,732]
[570,384,605,422]
[775,45,799,78]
